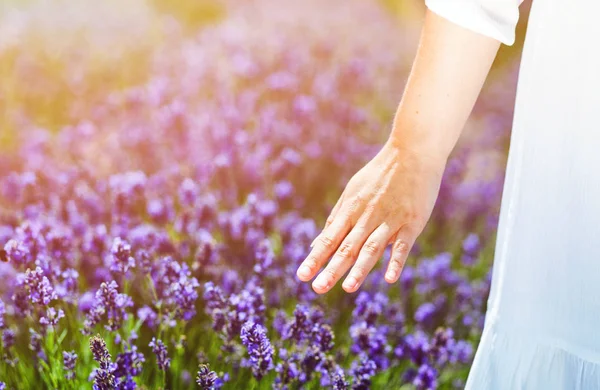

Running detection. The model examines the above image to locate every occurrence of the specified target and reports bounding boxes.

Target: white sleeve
[425,0,523,46]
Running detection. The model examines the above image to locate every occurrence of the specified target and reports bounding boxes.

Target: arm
[296,9,507,294]
[391,9,501,161]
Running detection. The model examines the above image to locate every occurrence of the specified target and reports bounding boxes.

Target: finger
[310,193,345,248]
[384,226,415,284]
[312,216,379,294]
[342,222,394,293]
[296,212,354,282]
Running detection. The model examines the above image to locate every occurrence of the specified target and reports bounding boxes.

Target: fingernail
[297,265,312,279]
[343,276,358,291]
[386,269,397,281]
[313,275,330,291]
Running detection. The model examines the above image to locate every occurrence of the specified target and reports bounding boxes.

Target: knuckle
[318,235,335,249]
[394,240,410,257]
[363,203,377,218]
[323,267,338,279]
[347,195,363,214]
[325,215,335,226]
[362,240,381,256]
[336,242,356,261]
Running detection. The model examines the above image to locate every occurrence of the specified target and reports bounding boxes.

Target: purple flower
[353,292,387,325]
[90,335,115,390]
[137,306,158,329]
[3,239,30,266]
[63,351,78,380]
[113,346,145,380]
[178,178,199,208]
[149,337,170,371]
[240,322,274,380]
[20,267,57,305]
[84,281,133,333]
[414,302,437,326]
[92,368,116,390]
[0,300,5,329]
[412,364,437,390]
[40,307,65,329]
[313,323,335,352]
[90,335,111,369]
[285,304,311,343]
[2,329,15,349]
[349,356,377,390]
[196,364,219,389]
[29,329,45,360]
[274,358,299,388]
[298,345,324,382]
[462,233,480,255]
[332,373,349,390]
[153,256,200,321]
[450,340,473,364]
[109,238,135,274]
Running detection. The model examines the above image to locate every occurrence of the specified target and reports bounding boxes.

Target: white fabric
[426,0,523,45]
[426,0,600,388]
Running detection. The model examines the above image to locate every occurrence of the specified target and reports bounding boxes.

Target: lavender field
[0,0,519,388]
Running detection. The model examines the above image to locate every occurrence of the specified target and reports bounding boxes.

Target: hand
[296,139,446,294]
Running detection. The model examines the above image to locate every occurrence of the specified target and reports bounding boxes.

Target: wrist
[386,133,449,172]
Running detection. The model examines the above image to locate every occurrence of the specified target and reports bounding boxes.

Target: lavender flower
[412,364,437,390]
[350,356,377,390]
[196,364,219,389]
[2,329,15,349]
[0,300,5,329]
[84,281,133,333]
[90,335,111,369]
[109,238,135,274]
[29,329,45,361]
[3,239,30,266]
[90,335,115,390]
[240,322,274,380]
[63,351,78,380]
[20,267,56,305]
[40,307,65,329]
[113,346,145,378]
[149,338,170,371]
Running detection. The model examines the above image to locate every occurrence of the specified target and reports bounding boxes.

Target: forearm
[390,9,501,162]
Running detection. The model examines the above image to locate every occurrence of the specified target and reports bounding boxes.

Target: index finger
[296,211,352,282]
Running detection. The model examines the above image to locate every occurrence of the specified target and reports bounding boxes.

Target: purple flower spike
[350,356,377,390]
[90,335,111,368]
[3,239,30,266]
[0,300,5,329]
[2,329,15,349]
[63,351,78,380]
[149,337,170,371]
[196,364,219,389]
[40,307,65,329]
[21,267,57,305]
[412,364,437,390]
[240,322,274,380]
[84,281,133,333]
[109,237,135,274]
[90,335,115,390]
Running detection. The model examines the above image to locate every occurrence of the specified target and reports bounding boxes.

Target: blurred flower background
[0,0,530,388]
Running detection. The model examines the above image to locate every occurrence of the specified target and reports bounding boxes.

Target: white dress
[425,0,600,389]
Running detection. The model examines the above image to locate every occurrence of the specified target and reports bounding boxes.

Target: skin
[296,9,503,294]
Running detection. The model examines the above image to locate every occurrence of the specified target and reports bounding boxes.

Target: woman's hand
[296,139,446,294]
